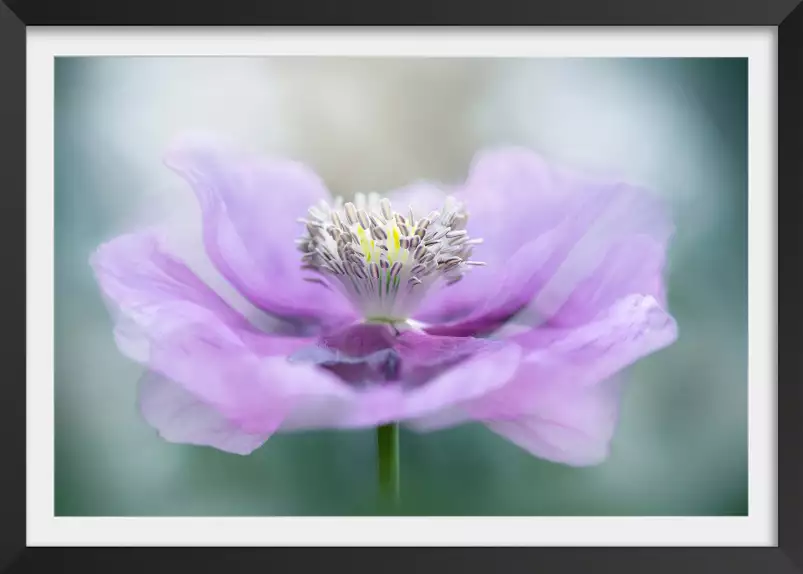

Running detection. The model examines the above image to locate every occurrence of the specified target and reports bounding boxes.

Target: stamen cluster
[297,192,484,321]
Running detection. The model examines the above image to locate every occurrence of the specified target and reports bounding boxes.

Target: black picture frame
[1,0,795,572]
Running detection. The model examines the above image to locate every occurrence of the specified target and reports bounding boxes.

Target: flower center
[297,192,484,321]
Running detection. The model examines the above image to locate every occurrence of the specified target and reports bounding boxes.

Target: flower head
[91,134,677,466]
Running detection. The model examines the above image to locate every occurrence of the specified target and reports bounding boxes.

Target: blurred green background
[55,57,748,516]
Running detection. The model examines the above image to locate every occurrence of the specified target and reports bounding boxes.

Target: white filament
[297,192,484,321]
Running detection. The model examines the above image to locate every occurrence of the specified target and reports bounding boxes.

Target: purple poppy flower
[91,134,677,467]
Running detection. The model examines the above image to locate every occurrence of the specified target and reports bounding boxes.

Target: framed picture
[4,0,796,571]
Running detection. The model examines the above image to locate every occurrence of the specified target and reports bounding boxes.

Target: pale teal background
[55,57,748,516]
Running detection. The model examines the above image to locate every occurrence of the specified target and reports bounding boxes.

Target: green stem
[377,423,400,512]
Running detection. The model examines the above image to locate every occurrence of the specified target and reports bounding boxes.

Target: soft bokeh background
[55,57,747,516]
